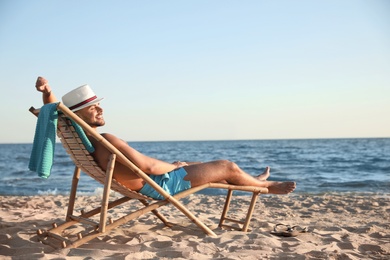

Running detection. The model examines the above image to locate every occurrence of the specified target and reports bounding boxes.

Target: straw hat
[62,84,104,112]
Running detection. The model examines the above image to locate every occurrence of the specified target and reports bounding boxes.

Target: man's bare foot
[257,166,270,181]
[266,181,296,194]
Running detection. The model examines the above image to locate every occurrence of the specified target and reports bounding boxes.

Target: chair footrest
[69,215,99,229]
[221,217,245,225]
[219,224,245,231]
[37,230,72,249]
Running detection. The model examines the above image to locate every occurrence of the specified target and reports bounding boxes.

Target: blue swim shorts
[138,167,192,200]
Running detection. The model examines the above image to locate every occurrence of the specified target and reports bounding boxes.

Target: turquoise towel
[70,119,95,153]
[29,103,58,178]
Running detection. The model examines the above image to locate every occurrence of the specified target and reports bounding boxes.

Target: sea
[1,138,389,196]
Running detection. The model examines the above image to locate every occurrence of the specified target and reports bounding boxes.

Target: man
[35,76,296,199]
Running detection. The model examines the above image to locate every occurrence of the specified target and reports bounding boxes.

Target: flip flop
[270,223,308,237]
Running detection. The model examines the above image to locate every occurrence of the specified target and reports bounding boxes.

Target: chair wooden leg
[219,190,233,228]
[66,166,81,221]
[241,192,259,232]
[218,190,259,232]
[99,154,116,233]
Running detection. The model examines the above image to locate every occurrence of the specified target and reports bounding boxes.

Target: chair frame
[30,102,268,249]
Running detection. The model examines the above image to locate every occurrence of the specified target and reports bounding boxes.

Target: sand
[0,193,389,259]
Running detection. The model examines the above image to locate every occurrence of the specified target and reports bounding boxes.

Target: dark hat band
[69,96,97,110]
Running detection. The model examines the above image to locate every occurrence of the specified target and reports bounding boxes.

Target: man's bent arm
[103,133,179,175]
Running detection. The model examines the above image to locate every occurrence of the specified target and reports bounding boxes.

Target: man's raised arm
[35,76,58,104]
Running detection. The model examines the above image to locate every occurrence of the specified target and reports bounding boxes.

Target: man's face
[75,104,105,127]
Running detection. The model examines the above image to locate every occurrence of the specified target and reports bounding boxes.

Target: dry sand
[0,193,389,259]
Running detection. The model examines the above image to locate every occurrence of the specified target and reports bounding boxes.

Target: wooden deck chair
[29,102,269,249]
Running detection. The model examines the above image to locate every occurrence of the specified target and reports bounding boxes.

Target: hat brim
[71,97,104,112]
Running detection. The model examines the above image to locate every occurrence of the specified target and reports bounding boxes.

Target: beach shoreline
[1,193,389,259]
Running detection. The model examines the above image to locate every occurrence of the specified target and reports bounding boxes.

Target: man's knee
[220,160,240,173]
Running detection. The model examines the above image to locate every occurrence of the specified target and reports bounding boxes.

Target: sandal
[270,223,308,237]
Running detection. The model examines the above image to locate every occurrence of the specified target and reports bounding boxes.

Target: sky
[0,0,389,143]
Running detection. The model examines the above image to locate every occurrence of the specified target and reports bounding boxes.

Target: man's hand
[35,76,51,94]
[35,76,57,104]
[172,161,188,168]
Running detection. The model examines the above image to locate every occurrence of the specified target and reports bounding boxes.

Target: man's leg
[183,160,296,194]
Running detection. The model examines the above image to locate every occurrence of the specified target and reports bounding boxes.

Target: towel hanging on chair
[29,103,58,178]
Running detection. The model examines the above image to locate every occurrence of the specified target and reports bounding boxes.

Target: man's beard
[90,121,105,127]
